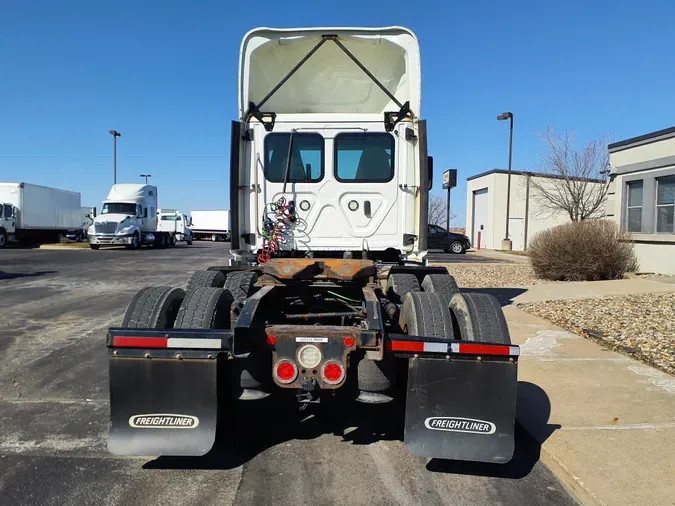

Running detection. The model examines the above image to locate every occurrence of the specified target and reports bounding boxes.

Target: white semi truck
[190,209,230,242]
[0,182,95,247]
[88,184,177,250]
[107,27,519,466]
[157,209,192,245]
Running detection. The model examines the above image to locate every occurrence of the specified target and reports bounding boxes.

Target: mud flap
[404,357,517,463]
[108,356,218,457]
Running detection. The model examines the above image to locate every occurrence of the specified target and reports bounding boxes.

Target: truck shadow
[144,395,405,472]
[145,381,557,480]
[426,381,558,479]
[0,270,57,280]
[460,287,528,306]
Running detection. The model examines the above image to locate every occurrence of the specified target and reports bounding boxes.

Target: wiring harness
[258,197,296,264]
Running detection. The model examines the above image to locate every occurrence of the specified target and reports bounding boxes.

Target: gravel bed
[430,262,555,288]
[518,293,675,376]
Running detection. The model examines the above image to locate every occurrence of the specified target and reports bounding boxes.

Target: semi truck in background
[157,209,192,245]
[190,209,230,242]
[0,182,95,248]
[88,184,178,250]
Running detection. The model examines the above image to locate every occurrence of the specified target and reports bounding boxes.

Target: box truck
[0,182,95,247]
[190,210,230,241]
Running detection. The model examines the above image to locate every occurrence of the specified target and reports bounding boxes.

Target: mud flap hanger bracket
[244,34,414,133]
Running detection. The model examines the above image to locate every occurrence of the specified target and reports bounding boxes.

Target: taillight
[322,361,345,385]
[343,336,355,348]
[274,359,298,384]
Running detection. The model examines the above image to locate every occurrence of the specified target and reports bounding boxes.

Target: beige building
[465,169,604,251]
[607,127,675,274]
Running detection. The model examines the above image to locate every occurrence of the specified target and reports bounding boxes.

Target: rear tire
[224,271,259,301]
[399,292,455,338]
[174,287,234,329]
[386,273,420,304]
[357,355,397,394]
[448,292,511,344]
[121,286,185,328]
[186,270,226,291]
[0,231,6,248]
[89,244,100,250]
[421,273,460,302]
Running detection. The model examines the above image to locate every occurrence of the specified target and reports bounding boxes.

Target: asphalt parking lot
[0,242,576,505]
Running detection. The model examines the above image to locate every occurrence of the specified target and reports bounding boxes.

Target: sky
[2,0,674,228]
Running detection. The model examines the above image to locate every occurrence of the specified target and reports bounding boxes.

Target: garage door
[472,188,488,249]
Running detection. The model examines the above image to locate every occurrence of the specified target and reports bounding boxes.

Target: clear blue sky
[2,0,674,228]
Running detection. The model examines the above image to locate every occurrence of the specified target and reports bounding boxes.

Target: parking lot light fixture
[497,112,514,250]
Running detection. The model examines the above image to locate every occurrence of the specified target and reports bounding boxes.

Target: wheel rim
[451,242,462,253]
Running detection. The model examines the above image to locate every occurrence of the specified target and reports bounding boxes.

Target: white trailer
[190,210,230,242]
[0,182,94,247]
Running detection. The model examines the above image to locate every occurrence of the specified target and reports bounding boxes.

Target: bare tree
[531,127,611,221]
[428,194,456,228]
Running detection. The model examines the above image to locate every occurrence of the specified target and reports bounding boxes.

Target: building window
[626,180,643,232]
[656,176,674,233]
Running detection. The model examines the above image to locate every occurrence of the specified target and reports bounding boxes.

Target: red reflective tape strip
[388,340,425,352]
[112,336,168,348]
[457,343,512,356]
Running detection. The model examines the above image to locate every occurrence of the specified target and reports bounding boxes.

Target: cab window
[264,133,324,183]
[335,133,394,183]
[3,204,12,219]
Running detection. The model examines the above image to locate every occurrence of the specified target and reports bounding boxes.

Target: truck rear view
[105,27,519,465]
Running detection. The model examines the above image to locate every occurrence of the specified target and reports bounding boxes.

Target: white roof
[239,26,421,117]
[105,184,156,201]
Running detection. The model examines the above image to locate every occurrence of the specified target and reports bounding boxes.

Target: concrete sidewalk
[476,277,675,306]
[506,305,675,506]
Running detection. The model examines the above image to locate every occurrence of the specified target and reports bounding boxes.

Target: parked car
[428,224,471,253]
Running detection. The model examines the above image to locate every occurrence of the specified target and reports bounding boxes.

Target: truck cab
[230,27,430,264]
[88,184,160,249]
[157,209,192,244]
[0,202,16,246]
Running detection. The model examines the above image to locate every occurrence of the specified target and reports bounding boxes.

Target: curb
[527,429,604,506]
[38,244,92,250]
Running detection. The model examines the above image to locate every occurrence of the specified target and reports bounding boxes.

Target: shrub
[528,220,639,281]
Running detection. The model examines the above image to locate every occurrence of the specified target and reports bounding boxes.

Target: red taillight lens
[266,335,277,346]
[343,336,355,347]
[322,361,344,384]
[274,360,297,384]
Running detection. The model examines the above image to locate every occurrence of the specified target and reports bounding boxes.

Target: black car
[428,224,471,254]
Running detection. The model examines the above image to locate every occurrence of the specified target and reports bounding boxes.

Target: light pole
[497,112,514,250]
[140,174,151,184]
[109,130,121,184]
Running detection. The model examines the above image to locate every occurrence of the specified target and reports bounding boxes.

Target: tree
[530,127,611,221]
[428,194,456,228]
